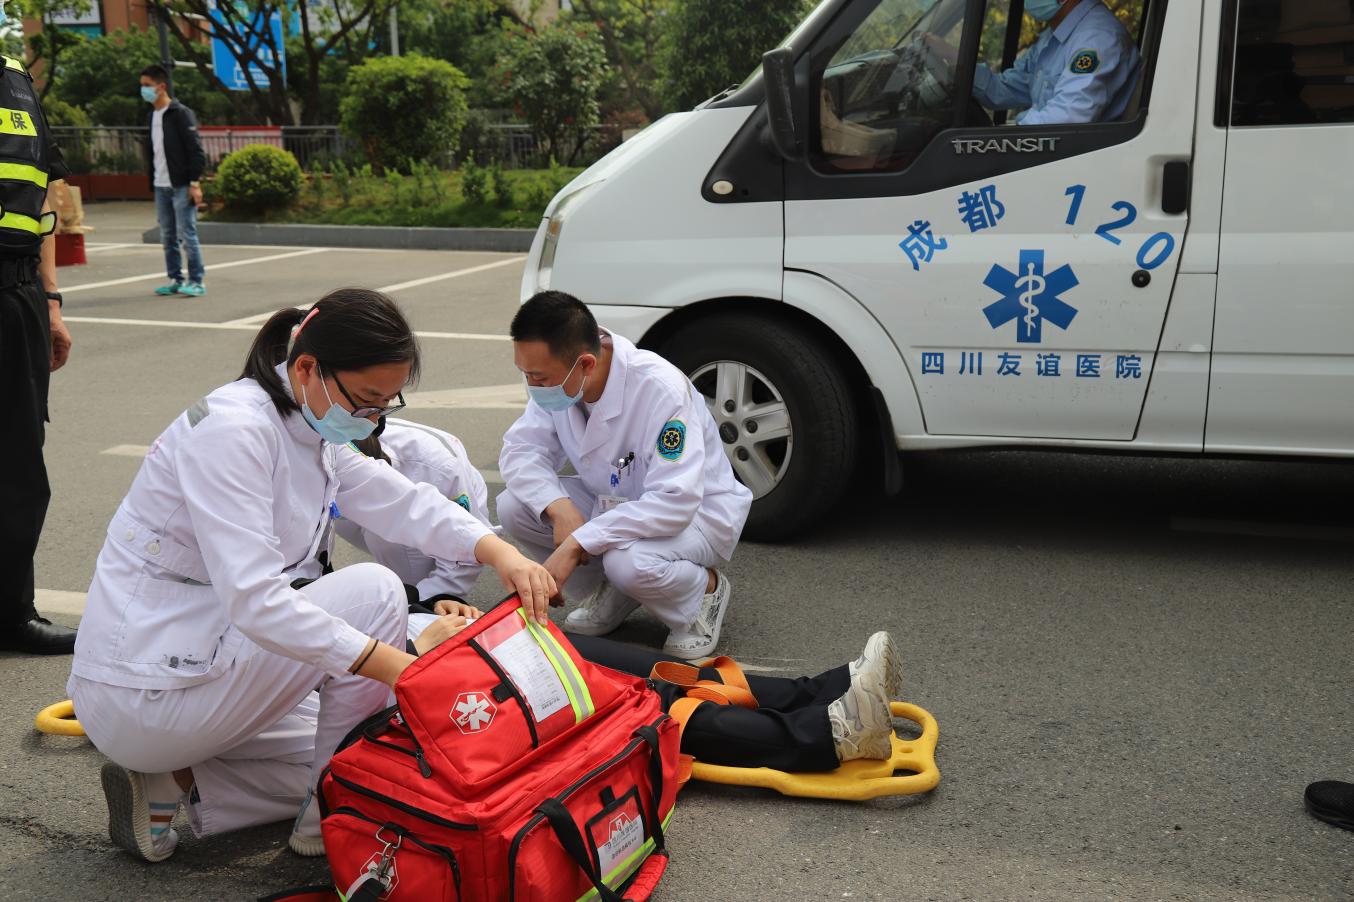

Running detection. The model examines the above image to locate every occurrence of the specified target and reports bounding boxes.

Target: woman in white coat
[67,289,556,863]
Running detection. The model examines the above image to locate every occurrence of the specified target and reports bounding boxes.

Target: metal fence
[49,121,619,175]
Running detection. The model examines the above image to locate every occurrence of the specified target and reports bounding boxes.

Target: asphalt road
[3,203,1350,901]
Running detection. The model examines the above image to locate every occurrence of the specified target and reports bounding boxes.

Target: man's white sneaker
[563,578,639,637]
[100,762,182,862]
[828,631,902,762]
[662,571,731,661]
[288,786,325,857]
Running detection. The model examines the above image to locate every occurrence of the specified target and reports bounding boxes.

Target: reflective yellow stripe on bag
[518,611,596,723]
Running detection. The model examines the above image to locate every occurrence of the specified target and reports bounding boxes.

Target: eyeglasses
[329,368,406,418]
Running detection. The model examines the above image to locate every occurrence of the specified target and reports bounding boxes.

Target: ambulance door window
[813,0,996,173]
[1230,0,1354,124]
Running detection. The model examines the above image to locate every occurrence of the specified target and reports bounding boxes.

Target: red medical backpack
[311,596,681,902]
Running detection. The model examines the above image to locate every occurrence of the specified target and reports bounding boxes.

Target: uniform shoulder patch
[657,419,686,461]
[1069,49,1100,74]
[186,397,211,427]
[453,492,472,512]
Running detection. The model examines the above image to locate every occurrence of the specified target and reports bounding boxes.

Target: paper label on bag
[487,628,570,722]
[593,799,646,877]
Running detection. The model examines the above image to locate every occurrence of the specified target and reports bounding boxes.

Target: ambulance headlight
[536,181,601,292]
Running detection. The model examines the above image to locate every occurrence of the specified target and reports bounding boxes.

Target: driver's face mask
[1025,0,1063,21]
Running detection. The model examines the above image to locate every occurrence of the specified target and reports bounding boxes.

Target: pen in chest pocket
[609,451,636,488]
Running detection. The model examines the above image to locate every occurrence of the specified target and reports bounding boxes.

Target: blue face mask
[0,7,7,27]
[140,85,159,104]
[1025,0,1063,21]
[300,368,379,443]
[526,356,587,412]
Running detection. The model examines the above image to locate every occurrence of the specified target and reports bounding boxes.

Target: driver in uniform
[930,0,1140,125]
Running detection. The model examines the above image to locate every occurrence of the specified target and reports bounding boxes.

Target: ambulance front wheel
[661,314,859,542]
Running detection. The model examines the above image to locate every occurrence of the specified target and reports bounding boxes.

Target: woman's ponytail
[240,307,308,416]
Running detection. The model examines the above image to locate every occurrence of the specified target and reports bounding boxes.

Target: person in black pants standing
[0,45,76,654]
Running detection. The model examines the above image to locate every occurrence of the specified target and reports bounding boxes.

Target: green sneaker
[154,282,182,296]
[177,282,206,297]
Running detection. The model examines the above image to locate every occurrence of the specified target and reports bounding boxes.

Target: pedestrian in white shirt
[498,291,752,660]
[68,289,556,864]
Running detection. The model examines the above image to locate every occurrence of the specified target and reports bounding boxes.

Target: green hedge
[214,145,305,213]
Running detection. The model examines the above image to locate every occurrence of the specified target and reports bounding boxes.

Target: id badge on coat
[597,494,628,513]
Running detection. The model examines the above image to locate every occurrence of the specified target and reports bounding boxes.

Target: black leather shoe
[0,616,77,655]
[1305,780,1354,831]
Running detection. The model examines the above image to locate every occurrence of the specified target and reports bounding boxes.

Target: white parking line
[62,247,331,294]
[101,444,152,457]
[377,256,526,293]
[64,315,507,342]
[36,588,87,617]
[85,242,140,253]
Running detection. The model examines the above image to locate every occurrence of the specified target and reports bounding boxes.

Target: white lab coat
[499,332,751,560]
[332,418,493,601]
[71,364,493,692]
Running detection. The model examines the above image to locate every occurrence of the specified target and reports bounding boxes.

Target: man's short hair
[140,64,170,85]
[511,291,602,361]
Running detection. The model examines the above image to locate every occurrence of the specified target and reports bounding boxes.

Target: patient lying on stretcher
[346,420,905,772]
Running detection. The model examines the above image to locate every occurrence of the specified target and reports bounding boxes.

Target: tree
[340,54,469,172]
[491,22,607,164]
[568,0,669,121]
[658,0,809,112]
[148,0,396,125]
[17,0,93,97]
[53,27,228,125]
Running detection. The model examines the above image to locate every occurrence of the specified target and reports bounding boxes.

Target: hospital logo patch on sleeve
[657,420,687,461]
[454,493,472,512]
[1069,49,1100,74]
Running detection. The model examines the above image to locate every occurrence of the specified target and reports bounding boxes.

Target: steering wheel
[896,35,993,127]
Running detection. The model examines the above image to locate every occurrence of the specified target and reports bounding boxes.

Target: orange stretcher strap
[651,657,759,786]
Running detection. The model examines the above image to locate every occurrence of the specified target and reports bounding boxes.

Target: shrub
[461,159,488,206]
[42,97,92,127]
[214,144,304,213]
[340,55,469,173]
[488,161,513,208]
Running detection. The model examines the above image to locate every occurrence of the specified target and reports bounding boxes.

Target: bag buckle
[374,826,403,883]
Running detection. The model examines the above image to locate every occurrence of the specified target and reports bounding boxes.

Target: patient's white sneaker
[828,631,902,762]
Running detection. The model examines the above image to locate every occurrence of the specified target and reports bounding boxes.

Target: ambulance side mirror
[762,47,803,160]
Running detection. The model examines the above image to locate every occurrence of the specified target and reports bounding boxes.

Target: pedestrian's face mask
[140,85,159,104]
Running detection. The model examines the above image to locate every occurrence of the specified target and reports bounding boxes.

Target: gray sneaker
[563,578,639,636]
[828,631,902,762]
[662,570,731,660]
[100,763,181,862]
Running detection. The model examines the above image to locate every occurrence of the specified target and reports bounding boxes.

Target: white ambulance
[521,0,1354,540]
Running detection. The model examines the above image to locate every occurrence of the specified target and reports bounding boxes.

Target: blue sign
[210,2,286,92]
[982,249,1079,344]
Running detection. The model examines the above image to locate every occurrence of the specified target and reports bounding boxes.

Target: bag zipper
[339,704,434,778]
[329,771,478,832]
[505,713,668,902]
[330,806,463,899]
[362,718,434,779]
[469,638,540,748]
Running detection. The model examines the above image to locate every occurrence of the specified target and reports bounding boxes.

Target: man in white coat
[498,291,752,660]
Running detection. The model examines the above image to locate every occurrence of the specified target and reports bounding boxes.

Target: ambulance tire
[661,314,858,542]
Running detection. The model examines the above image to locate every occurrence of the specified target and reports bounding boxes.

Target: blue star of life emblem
[982,249,1079,344]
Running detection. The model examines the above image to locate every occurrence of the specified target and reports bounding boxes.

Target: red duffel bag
[310,595,681,902]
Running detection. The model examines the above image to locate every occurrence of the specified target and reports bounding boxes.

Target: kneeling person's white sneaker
[289,786,325,857]
[828,631,903,762]
[100,762,184,862]
[662,570,731,661]
[563,578,639,637]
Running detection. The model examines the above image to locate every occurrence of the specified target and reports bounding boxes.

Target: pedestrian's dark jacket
[144,100,206,189]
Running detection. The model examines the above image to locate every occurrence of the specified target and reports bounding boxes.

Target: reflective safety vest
[0,56,56,256]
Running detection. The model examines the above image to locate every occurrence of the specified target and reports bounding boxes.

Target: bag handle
[634,724,666,854]
[538,798,624,902]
